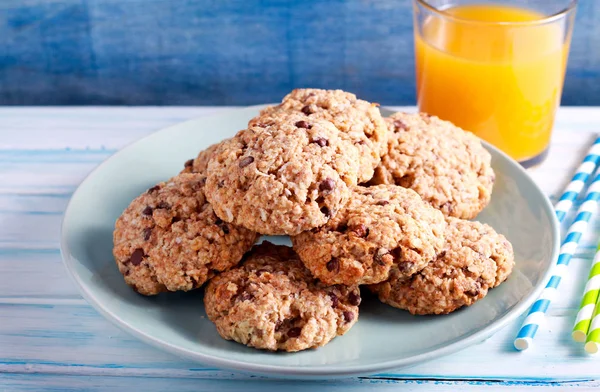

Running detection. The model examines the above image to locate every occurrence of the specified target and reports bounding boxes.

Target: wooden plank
[0,303,598,381]
[0,107,225,150]
[0,1,598,105]
[1,373,599,392]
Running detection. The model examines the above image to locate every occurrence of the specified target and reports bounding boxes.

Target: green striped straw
[572,242,600,342]
[585,295,600,354]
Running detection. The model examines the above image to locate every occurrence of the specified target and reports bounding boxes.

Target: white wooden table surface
[1,107,600,391]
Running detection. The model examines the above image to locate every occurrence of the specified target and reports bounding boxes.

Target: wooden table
[2,107,600,391]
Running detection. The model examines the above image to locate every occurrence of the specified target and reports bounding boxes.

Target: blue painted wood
[2,107,600,390]
[1,373,600,392]
[0,0,598,106]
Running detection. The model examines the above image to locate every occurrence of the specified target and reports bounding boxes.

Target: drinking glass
[413,0,577,167]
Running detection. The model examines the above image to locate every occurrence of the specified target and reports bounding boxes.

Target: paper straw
[514,166,600,351]
[555,136,600,223]
[584,295,600,354]
[572,242,600,342]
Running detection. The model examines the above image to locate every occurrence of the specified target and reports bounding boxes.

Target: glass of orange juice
[413,0,577,167]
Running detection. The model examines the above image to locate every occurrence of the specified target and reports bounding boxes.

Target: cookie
[204,242,360,352]
[250,88,388,183]
[368,112,494,219]
[204,115,362,235]
[181,141,222,174]
[369,217,514,315]
[291,185,446,286]
[113,173,259,295]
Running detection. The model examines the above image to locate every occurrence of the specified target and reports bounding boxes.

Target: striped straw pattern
[555,136,600,223]
[572,243,600,342]
[584,295,600,354]
[514,167,600,351]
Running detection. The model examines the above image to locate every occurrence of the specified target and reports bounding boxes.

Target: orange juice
[415,3,571,162]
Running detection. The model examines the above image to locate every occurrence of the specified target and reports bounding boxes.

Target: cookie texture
[181,141,222,174]
[370,217,514,315]
[204,115,362,235]
[250,88,388,183]
[204,242,360,352]
[368,112,494,219]
[113,173,259,295]
[291,185,446,286]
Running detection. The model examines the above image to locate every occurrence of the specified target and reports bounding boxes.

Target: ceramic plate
[61,106,559,379]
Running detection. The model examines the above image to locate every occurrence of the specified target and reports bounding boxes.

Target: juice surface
[415,3,570,162]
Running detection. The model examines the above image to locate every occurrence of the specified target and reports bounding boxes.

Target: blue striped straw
[514,165,600,351]
[555,136,600,223]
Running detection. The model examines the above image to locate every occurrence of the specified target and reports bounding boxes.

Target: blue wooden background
[1,0,599,106]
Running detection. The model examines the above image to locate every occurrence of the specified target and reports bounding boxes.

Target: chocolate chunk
[172,216,181,223]
[442,202,454,213]
[398,262,415,274]
[184,159,193,168]
[295,120,311,129]
[130,248,144,266]
[301,105,313,115]
[239,156,254,168]
[336,222,348,233]
[466,281,482,297]
[147,185,160,194]
[348,292,361,306]
[142,206,153,216]
[319,178,336,194]
[328,292,339,308]
[320,206,331,217]
[343,311,354,323]
[326,258,339,272]
[157,201,170,209]
[376,200,389,206]
[143,227,152,241]
[222,225,230,234]
[311,137,328,147]
[351,224,369,238]
[374,249,389,265]
[391,247,403,261]
[240,292,253,301]
[287,327,302,338]
[393,119,408,130]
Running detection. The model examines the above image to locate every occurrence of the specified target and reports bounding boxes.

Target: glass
[413,0,577,167]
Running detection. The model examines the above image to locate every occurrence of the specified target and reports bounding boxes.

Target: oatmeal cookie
[368,112,494,219]
[181,141,222,174]
[250,89,388,183]
[291,185,446,286]
[204,242,360,352]
[113,173,259,295]
[204,115,362,235]
[369,217,514,315]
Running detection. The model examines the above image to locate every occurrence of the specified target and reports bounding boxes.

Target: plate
[61,106,559,379]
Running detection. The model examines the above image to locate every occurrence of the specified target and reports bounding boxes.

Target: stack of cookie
[113,89,515,353]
